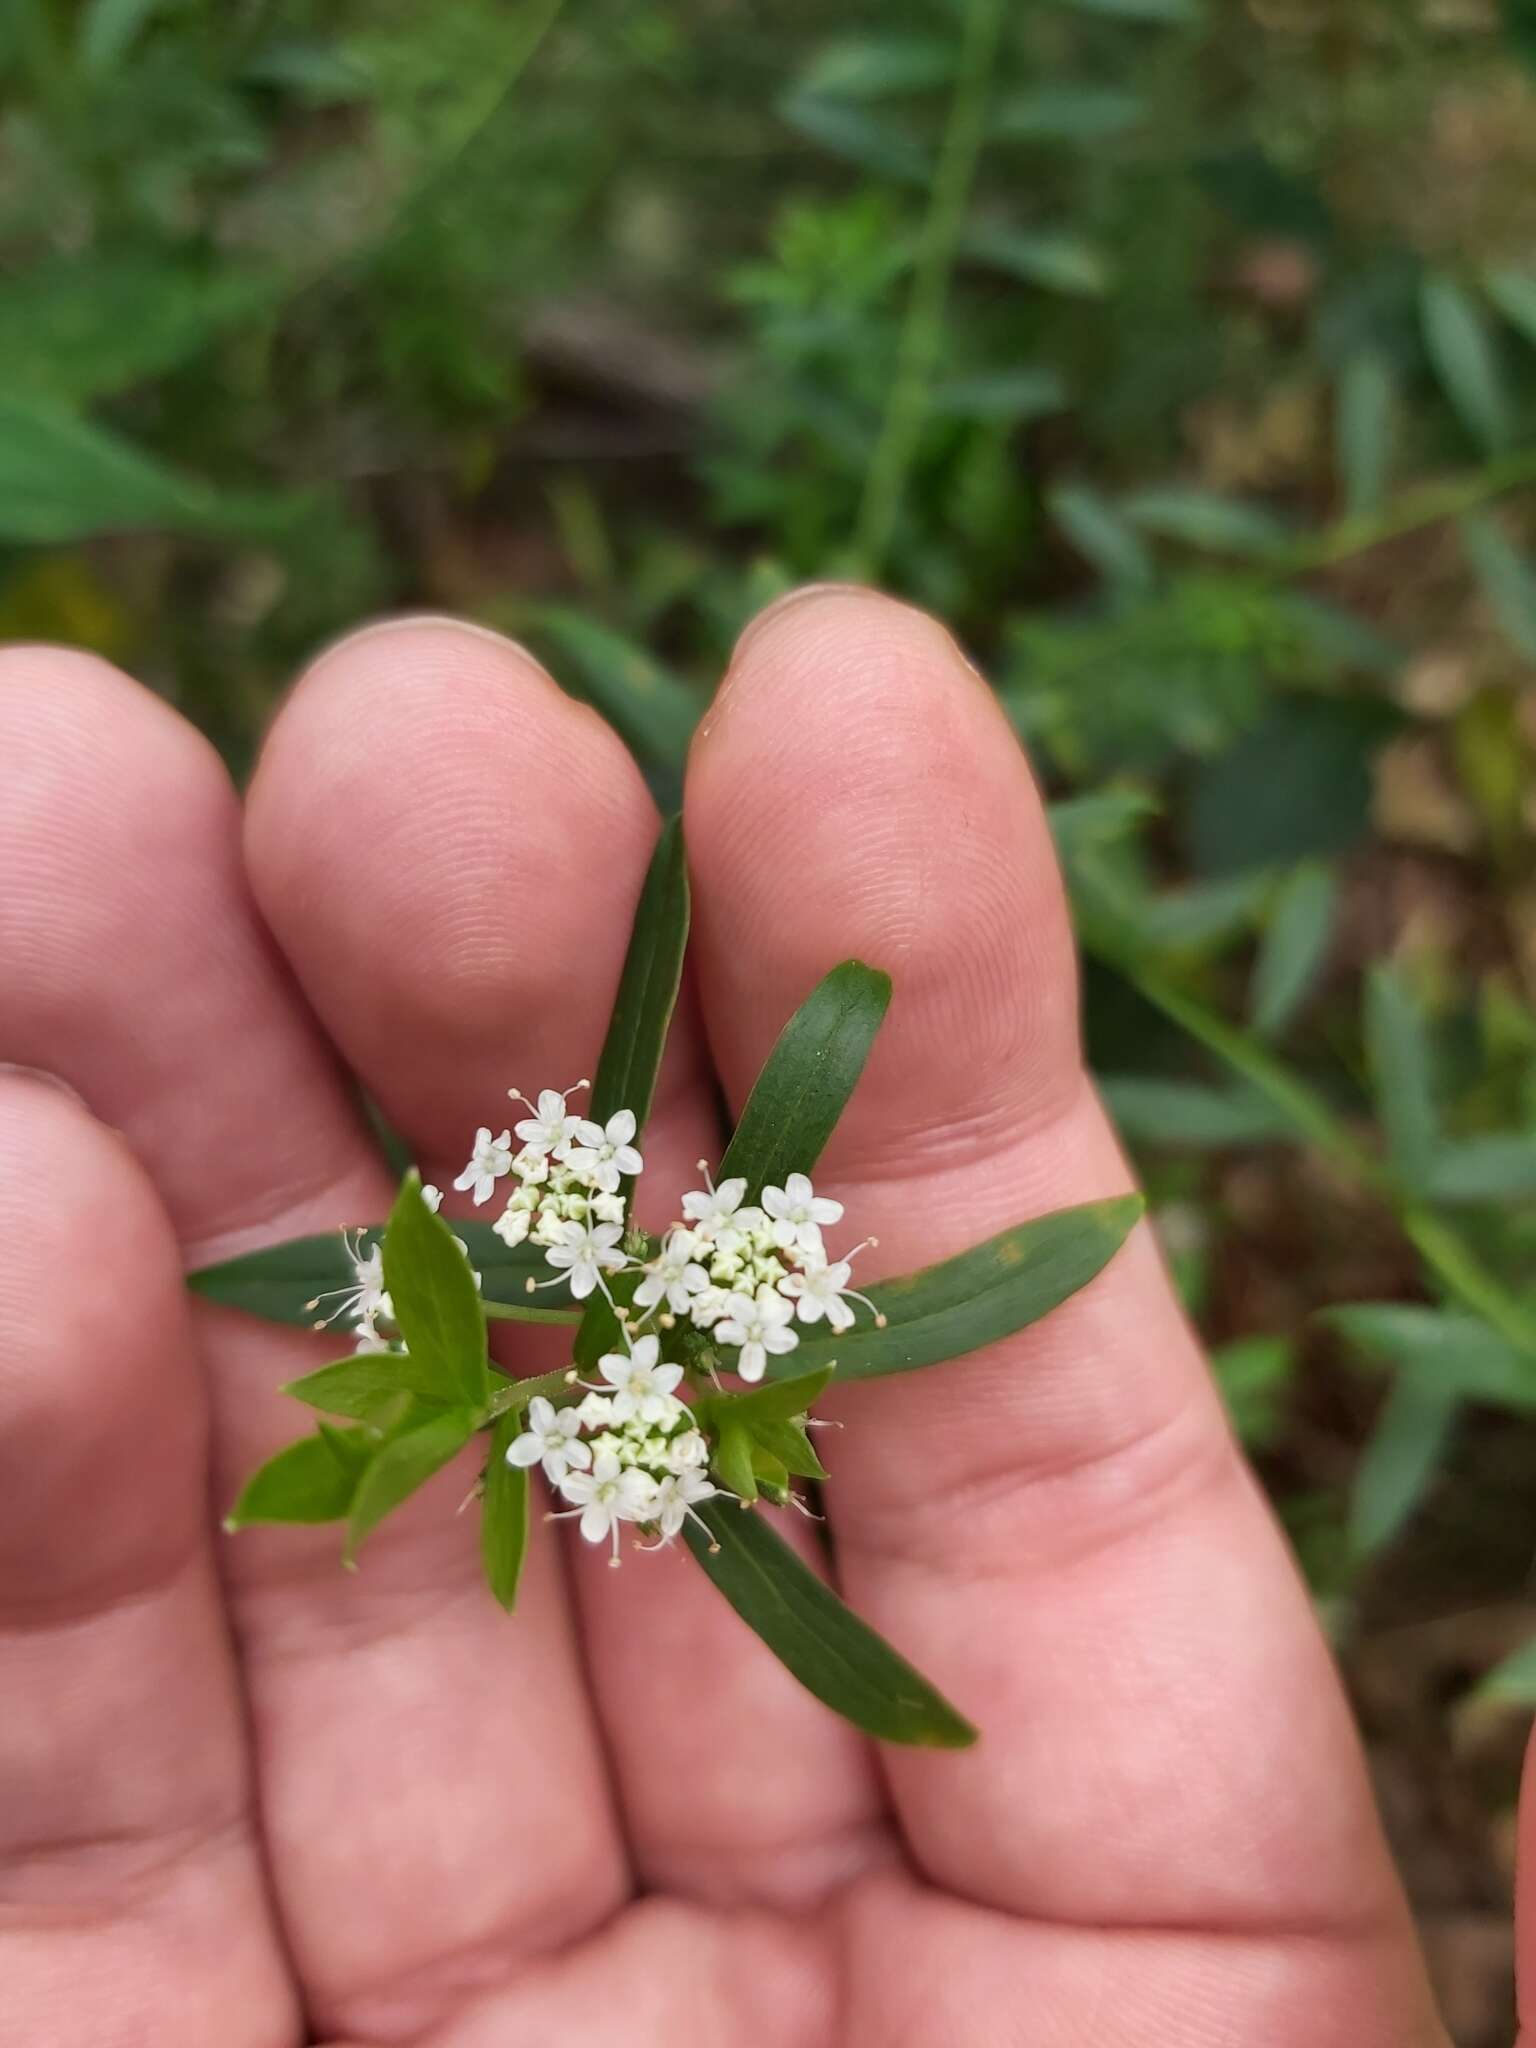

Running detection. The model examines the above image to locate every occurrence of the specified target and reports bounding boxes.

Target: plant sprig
[199,816,1140,1747]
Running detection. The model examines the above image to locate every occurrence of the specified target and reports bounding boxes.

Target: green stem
[1270,446,1536,579]
[1103,951,1536,1362]
[852,0,1007,578]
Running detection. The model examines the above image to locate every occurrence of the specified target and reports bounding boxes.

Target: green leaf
[1059,0,1200,17]
[1212,1334,1292,1450]
[1336,351,1395,519]
[1121,487,1288,556]
[1187,698,1393,876]
[590,814,690,1141]
[76,0,172,72]
[717,961,892,1199]
[784,1196,1143,1382]
[684,1502,975,1747]
[928,369,1067,423]
[1048,483,1154,592]
[798,34,954,100]
[481,1414,531,1611]
[527,608,699,799]
[225,1427,372,1530]
[1102,1078,1295,1148]
[1364,967,1440,1192]
[347,1408,479,1560]
[706,1367,837,1428]
[1477,1631,1536,1703]
[1483,267,1536,348]
[0,394,304,546]
[1048,788,1160,862]
[778,93,932,186]
[1327,1304,1536,1408]
[1250,863,1336,1038]
[381,1174,489,1408]
[1420,275,1511,453]
[0,256,280,405]
[1427,1134,1536,1204]
[1347,1373,1457,1560]
[1459,511,1536,662]
[963,226,1112,297]
[992,86,1143,143]
[282,1355,426,1423]
[189,1222,577,1328]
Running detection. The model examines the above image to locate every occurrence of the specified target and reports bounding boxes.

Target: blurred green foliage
[6,0,1536,1665]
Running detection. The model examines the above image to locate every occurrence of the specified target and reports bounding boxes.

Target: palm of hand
[0,595,1446,2046]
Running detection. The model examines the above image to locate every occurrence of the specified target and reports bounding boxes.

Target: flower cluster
[506,1336,715,1565]
[313,1080,882,1563]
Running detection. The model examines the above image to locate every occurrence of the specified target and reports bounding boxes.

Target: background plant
[5,0,1536,2032]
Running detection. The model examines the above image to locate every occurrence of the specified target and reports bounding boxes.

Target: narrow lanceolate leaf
[188,1222,577,1327]
[346,1408,479,1561]
[1459,511,1536,662]
[684,1502,976,1748]
[1420,275,1511,453]
[718,961,892,1198]
[381,1174,489,1409]
[225,1427,373,1530]
[1336,352,1395,519]
[481,1414,531,1611]
[1250,863,1336,1039]
[1347,1373,1457,1560]
[590,814,690,1140]
[1101,1077,1295,1148]
[1364,966,1440,1193]
[1427,1134,1536,1204]
[782,1196,1143,1382]
[1326,1303,1536,1409]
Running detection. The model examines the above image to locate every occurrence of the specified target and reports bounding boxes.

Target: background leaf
[1249,863,1336,1039]
[1336,351,1395,519]
[0,394,304,545]
[1459,510,1536,661]
[717,960,892,1198]
[1347,1373,1458,1559]
[1101,1077,1295,1147]
[1426,1135,1536,1204]
[1420,275,1511,453]
[1328,1304,1536,1408]
[1364,966,1441,1193]
[785,1195,1143,1381]
[684,1500,975,1747]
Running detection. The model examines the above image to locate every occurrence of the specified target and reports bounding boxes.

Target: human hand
[0,592,1456,2044]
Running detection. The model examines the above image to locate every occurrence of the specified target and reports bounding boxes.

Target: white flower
[714,1287,799,1383]
[688,1285,732,1329]
[544,1218,627,1300]
[420,1183,443,1213]
[666,1428,709,1472]
[309,1231,392,1333]
[492,1203,531,1249]
[594,1333,685,1424]
[507,1397,591,1483]
[681,1172,751,1236]
[762,1172,843,1253]
[555,1451,658,1562]
[510,1085,586,1159]
[591,1191,626,1226]
[634,1228,710,1315]
[453,1126,514,1206]
[569,1108,644,1193]
[779,1255,878,1332]
[648,1468,717,1541]
[575,1391,616,1429]
[512,1145,550,1185]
